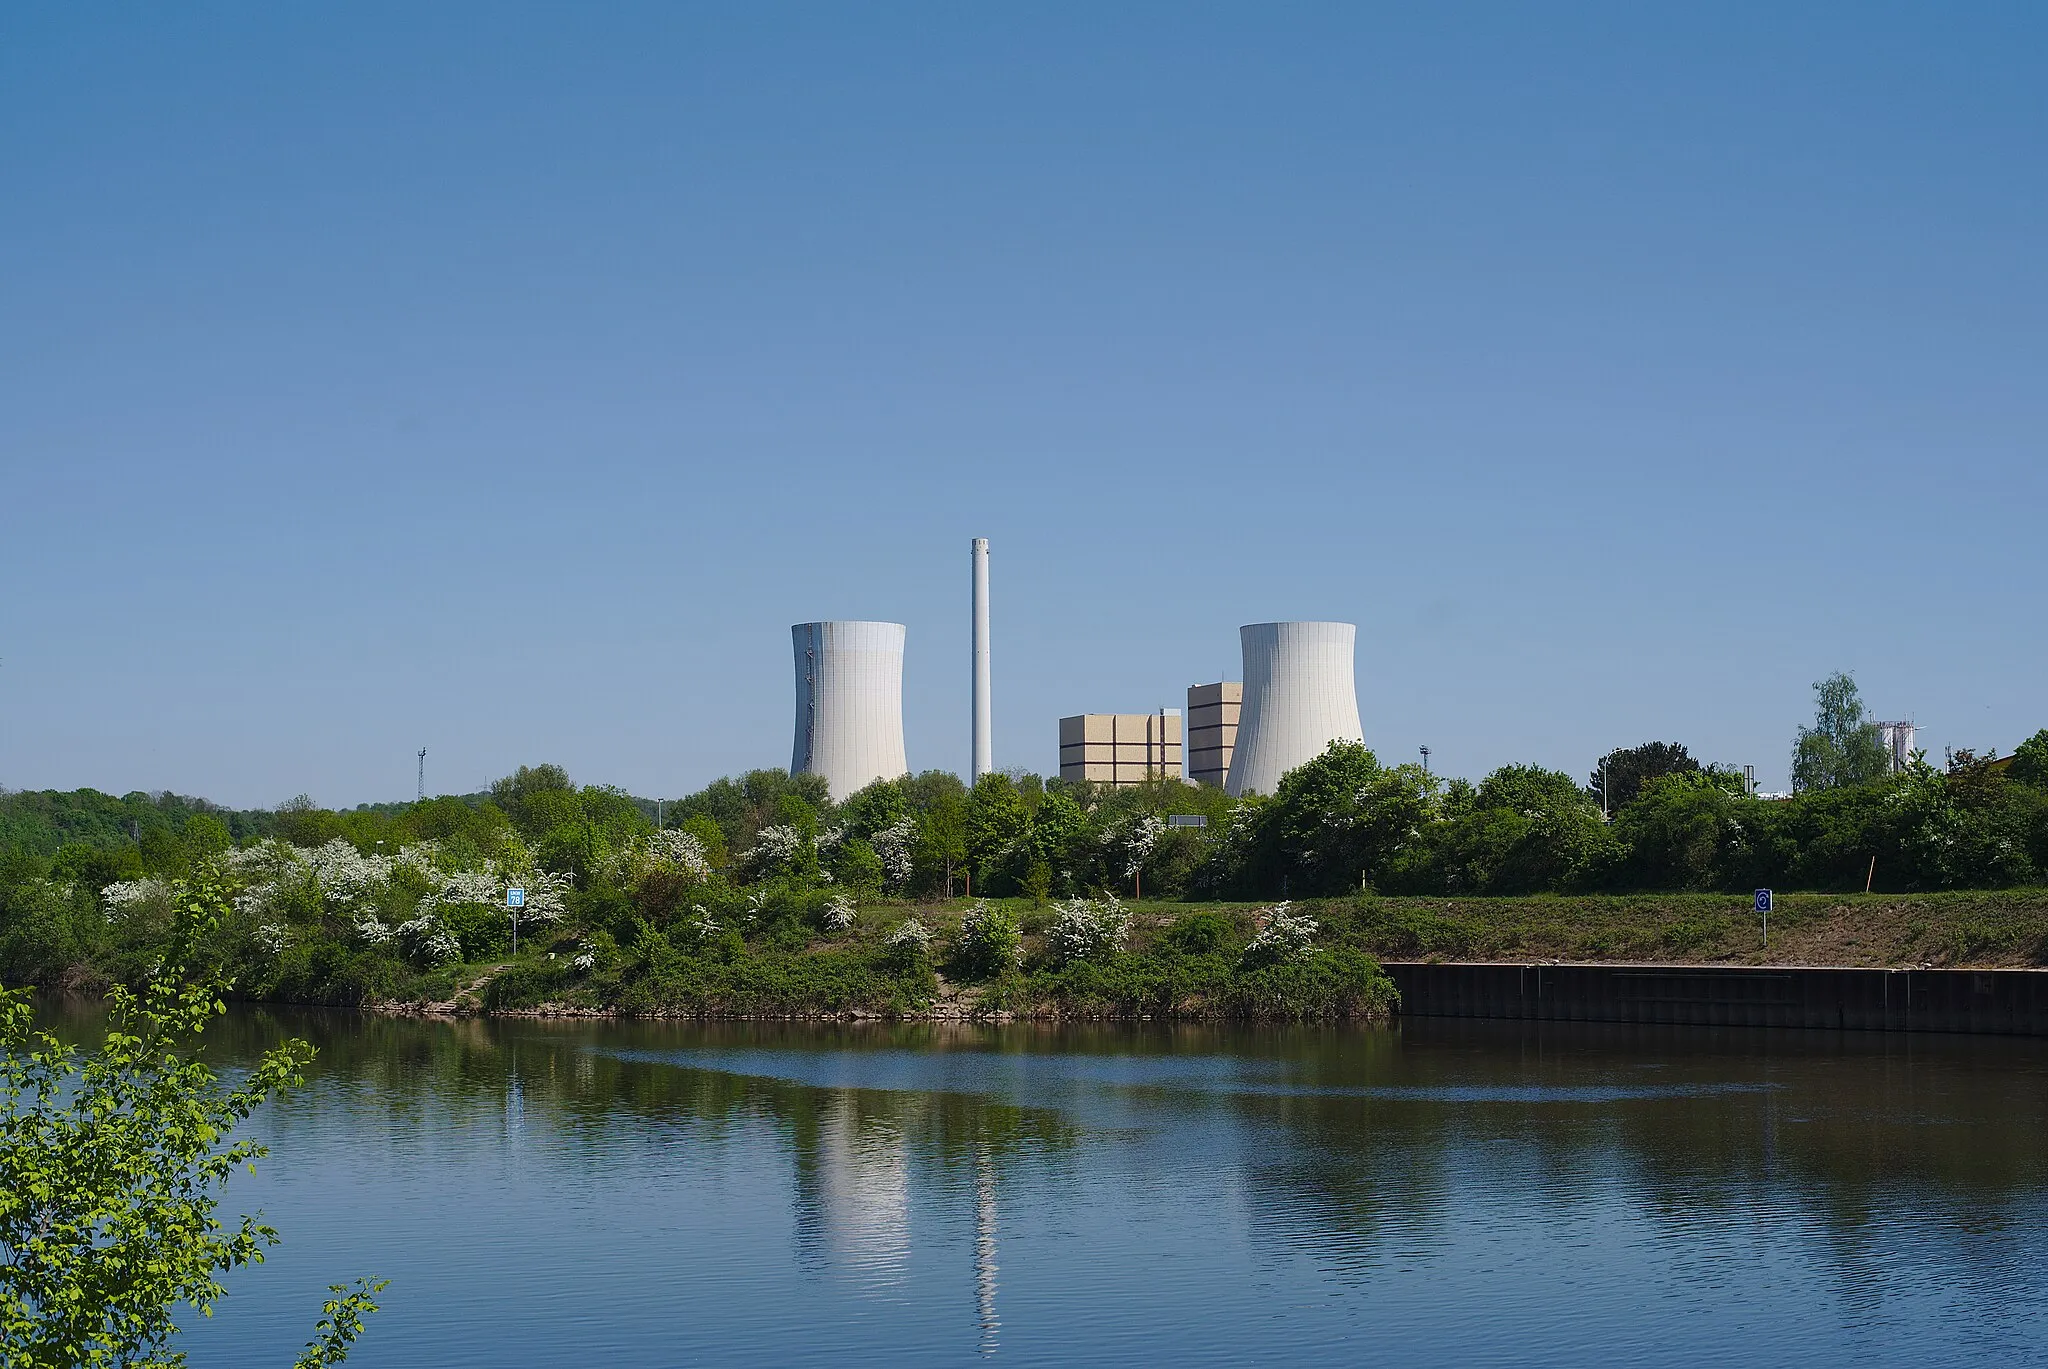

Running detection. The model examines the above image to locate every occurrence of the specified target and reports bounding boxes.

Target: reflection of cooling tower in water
[1224,622,1364,797]
[816,1096,911,1281]
[791,621,911,802]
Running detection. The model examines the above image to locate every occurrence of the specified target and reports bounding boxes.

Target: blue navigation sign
[1754,889,1772,914]
[506,888,526,909]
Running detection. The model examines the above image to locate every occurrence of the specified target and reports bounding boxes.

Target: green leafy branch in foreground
[0,873,381,1367]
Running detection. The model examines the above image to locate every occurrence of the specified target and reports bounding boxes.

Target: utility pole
[1600,760,1609,819]
[416,748,426,802]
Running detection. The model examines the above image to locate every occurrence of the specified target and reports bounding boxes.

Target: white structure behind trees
[1224,622,1364,797]
[791,621,910,801]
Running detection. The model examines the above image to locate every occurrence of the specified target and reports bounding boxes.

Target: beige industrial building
[1058,711,1182,785]
[1186,682,1241,788]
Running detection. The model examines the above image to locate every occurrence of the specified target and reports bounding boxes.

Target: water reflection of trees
[39,998,2048,1329]
[1229,1018,2048,1304]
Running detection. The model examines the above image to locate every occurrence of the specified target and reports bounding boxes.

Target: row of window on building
[1056,682,1242,788]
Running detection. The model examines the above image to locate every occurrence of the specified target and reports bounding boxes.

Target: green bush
[949,900,1020,979]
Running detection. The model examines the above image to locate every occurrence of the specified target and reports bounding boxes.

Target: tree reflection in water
[26,998,2048,1367]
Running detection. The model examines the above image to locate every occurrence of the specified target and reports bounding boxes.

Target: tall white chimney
[971,537,992,780]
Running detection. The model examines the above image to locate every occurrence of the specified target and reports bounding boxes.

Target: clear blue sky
[2,3,2042,808]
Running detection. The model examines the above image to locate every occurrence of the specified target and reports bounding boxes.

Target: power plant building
[791,620,910,801]
[1224,621,1363,797]
[1186,682,1241,788]
[1058,711,1182,785]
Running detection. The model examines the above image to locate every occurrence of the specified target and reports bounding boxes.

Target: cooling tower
[1224,622,1364,797]
[791,621,910,801]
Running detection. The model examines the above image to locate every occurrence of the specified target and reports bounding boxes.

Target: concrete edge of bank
[1382,961,2048,1036]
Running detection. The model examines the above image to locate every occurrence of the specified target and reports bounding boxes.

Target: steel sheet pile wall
[791,620,910,801]
[1224,621,1365,797]
[1385,962,2048,1036]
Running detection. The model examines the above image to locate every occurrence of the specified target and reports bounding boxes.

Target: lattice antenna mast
[416,748,427,801]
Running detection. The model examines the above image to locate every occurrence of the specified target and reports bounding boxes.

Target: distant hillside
[0,787,278,856]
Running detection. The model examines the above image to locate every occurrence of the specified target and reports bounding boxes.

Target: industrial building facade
[1186,682,1241,788]
[1058,711,1182,786]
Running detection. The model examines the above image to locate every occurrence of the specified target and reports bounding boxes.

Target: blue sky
[2,3,2042,808]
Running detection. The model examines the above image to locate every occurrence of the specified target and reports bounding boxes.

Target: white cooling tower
[1224,621,1364,797]
[791,621,910,801]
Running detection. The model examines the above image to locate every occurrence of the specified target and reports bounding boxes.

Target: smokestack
[971,537,992,780]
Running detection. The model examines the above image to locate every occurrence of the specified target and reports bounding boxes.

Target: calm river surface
[67,1006,2048,1366]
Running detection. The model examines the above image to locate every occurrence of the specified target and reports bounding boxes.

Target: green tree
[2010,729,2048,790]
[1588,742,1700,812]
[488,764,575,839]
[965,774,1029,895]
[0,874,381,1366]
[1025,788,1087,893]
[1476,765,1594,816]
[1387,764,1614,895]
[912,788,968,897]
[1240,742,1439,896]
[830,838,884,898]
[678,814,728,868]
[1610,772,1756,891]
[836,778,908,839]
[272,796,342,848]
[1791,673,1891,793]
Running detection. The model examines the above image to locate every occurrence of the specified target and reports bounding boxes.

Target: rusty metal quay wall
[1383,962,2048,1036]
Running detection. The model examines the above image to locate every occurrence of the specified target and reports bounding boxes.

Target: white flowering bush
[1046,894,1130,966]
[884,916,932,963]
[822,894,857,932]
[952,900,1020,976]
[418,869,499,913]
[571,951,597,971]
[353,916,395,948]
[1105,816,1165,880]
[396,913,462,966]
[742,825,805,873]
[740,823,836,881]
[392,842,441,880]
[646,829,712,880]
[222,838,299,880]
[678,904,724,949]
[500,868,570,926]
[607,829,713,886]
[868,817,916,891]
[305,838,393,911]
[1242,902,1318,967]
[102,879,171,918]
[254,923,291,955]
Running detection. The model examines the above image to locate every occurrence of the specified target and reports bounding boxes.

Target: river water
[67,1007,2048,1366]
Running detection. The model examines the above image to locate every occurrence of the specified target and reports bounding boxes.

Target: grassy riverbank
[1330,890,2048,967]
[397,890,2048,1019]
[455,899,1400,1021]
[16,884,2047,1022]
